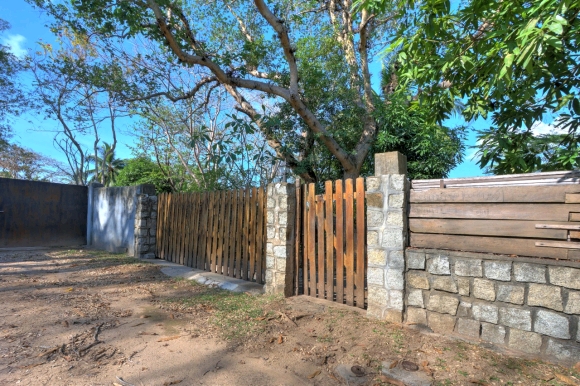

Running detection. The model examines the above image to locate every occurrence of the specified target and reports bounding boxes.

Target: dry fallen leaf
[163,380,182,385]
[554,373,579,385]
[277,334,284,344]
[377,374,405,386]
[469,380,491,386]
[157,335,181,342]
[389,360,398,369]
[574,362,580,372]
[307,370,321,379]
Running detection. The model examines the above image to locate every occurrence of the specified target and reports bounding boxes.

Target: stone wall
[134,190,158,259]
[405,248,580,364]
[265,183,295,295]
[366,174,408,323]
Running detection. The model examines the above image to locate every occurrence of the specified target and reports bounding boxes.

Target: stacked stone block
[366,175,408,322]
[265,183,295,295]
[405,249,580,363]
[134,192,157,259]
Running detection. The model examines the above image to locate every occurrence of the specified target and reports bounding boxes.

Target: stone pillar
[265,182,296,295]
[134,184,158,259]
[366,152,409,323]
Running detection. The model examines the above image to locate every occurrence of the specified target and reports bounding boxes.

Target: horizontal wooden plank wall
[411,170,580,190]
[156,189,266,283]
[297,178,366,309]
[409,181,580,261]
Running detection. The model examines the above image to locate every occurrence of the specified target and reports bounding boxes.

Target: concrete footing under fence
[151,259,264,295]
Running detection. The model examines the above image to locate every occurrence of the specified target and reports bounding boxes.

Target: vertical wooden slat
[235,189,244,278]
[169,193,179,263]
[302,186,308,295]
[215,191,225,274]
[163,193,172,261]
[249,187,258,281]
[295,183,302,295]
[222,190,232,274]
[205,192,215,272]
[335,181,344,304]
[355,178,366,309]
[186,194,195,267]
[210,191,221,273]
[241,188,250,280]
[256,188,265,284]
[307,184,316,297]
[181,194,190,266]
[325,180,334,301]
[193,193,202,267]
[316,194,325,298]
[192,193,200,268]
[188,193,197,268]
[198,192,209,270]
[345,179,355,306]
[179,193,187,265]
[228,190,238,277]
[221,190,231,276]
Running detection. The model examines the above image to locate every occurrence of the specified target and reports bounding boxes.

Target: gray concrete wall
[404,248,580,365]
[90,185,138,255]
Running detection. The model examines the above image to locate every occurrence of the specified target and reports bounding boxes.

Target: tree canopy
[27,0,466,183]
[357,0,580,173]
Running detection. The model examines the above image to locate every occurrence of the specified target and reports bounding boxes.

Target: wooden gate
[156,188,266,283]
[294,178,366,308]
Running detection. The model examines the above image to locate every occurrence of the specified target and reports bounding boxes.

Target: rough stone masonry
[265,182,295,296]
[366,152,409,323]
[134,185,157,259]
[405,249,580,364]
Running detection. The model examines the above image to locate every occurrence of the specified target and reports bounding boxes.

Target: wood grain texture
[334,180,344,305]
[410,233,569,259]
[325,180,334,300]
[410,219,568,239]
[256,188,265,284]
[307,184,316,297]
[316,195,325,298]
[235,190,244,279]
[409,203,580,221]
[295,183,302,295]
[410,184,580,203]
[535,240,580,249]
[566,193,580,204]
[355,178,366,309]
[344,179,355,307]
[228,190,237,277]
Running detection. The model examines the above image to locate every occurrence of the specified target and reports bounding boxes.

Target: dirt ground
[1,249,579,386]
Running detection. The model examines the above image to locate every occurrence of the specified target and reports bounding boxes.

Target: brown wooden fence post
[265,183,296,296]
[366,152,409,322]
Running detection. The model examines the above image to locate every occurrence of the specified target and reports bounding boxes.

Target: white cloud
[1,34,27,58]
[530,121,567,136]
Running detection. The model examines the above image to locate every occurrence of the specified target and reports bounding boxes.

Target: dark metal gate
[0,178,87,247]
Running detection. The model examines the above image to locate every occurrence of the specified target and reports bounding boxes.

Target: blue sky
[1,0,486,179]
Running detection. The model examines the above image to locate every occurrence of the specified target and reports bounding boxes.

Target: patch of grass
[458,370,468,377]
[389,329,405,350]
[166,288,282,340]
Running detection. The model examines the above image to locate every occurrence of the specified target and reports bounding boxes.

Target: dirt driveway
[0,249,578,386]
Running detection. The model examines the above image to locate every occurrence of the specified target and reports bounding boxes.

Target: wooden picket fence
[294,178,367,308]
[156,188,267,283]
